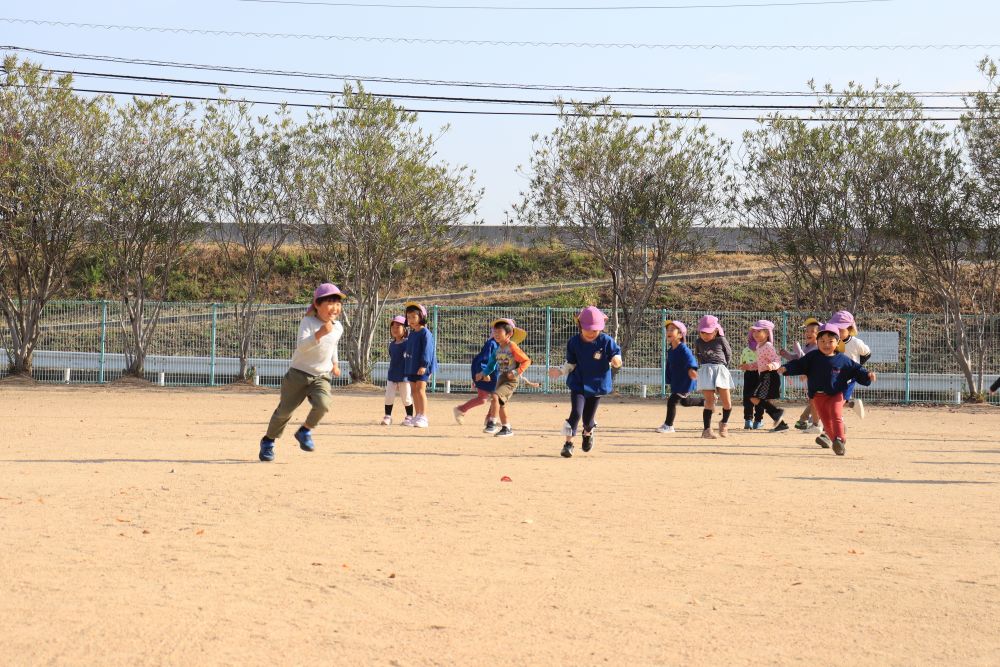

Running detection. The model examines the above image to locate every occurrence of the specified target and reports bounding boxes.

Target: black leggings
[742,395,765,422]
[567,392,601,436]
[665,392,705,426]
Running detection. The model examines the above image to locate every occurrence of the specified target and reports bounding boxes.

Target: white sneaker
[656,423,675,433]
[380,415,392,426]
[401,415,415,427]
[804,424,822,434]
[453,406,465,424]
[413,415,429,428]
[853,398,866,420]
[561,421,574,437]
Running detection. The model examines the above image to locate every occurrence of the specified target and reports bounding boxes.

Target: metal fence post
[661,308,668,397]
[904,313,912,404]
[431,304,439,393]
[544,306,551,394]
[781,311,789,399]
[209,303,217,387]
[98,300,107,384]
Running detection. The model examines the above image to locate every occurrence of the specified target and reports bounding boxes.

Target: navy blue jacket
[564,332,622,396]
[782,350,873,398]
[387,339,407,383]
[472,338,499,392]
[403,327,436,377]
[666,342,699,395]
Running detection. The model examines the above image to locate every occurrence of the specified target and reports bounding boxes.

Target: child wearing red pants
[777,323,876,456]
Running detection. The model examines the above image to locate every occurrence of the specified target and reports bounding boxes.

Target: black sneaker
[494,425,514,437]
[772,420,789,432]
[560,442,574,458]
[815,433,832,449]
[832,438,846,456]
[581,433,594,452]
[259,437,275,462]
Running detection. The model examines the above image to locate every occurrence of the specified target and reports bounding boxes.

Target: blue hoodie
[472,337,499,392]
[666,341,699,395]
[403,326,436,378]
[782,349,873,398]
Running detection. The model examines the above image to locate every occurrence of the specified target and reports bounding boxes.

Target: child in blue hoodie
[403,301,436,429]
[656,320,704,433]
[453,334,500,429]
[779,324,876,456]
[382,315,414,426]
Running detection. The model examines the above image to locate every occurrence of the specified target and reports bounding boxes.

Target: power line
[9,82,991,121]
[4,17,999,50]
[236,0,892,11]
[39,67,977,111]
[1,45,979,99]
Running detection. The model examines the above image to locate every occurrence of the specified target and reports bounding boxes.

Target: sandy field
[1,384,999,666]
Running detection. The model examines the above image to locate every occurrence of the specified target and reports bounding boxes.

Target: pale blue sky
[3,0,999,224]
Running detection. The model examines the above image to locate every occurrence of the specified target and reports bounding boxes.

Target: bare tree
[201,98,313,380]
[306,85,481,383]
[0,56,107,375]
[740,82,920,312]
[515,100,731,356]
[96,97,205,377]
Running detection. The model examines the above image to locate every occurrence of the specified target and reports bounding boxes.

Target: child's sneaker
[815,433,832,449]
[483,420,500,434]
[718,422,729,438]
[560,441,574,458]
[453,406,465,425]
[582,433,594,452]
[413,415,429,429]
[401,415,415,427]
[561,421,574,437]
[380,415,392,426]
[494,425,514,437]
[259,437,275,462]
[772,408,785,425]
[772,420,789,432]
[752,420,764,430]
[294,426,315,452]
[832,438,846,456]
[805,424,822,434]
[743,419,753,430]
[853,399,866,420]
[794,420,808,430]
[656,423,675,433]
[701,428,717,439]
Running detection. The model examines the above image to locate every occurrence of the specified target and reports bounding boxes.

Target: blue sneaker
[752,420,764,430]
[294,426,315,452]
[259,437,275,462]
[743,419,753,430]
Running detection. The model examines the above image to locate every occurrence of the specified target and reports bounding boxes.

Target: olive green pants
[265,368,332,440]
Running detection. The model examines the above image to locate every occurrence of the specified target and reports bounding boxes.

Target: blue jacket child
[473,337,500,393]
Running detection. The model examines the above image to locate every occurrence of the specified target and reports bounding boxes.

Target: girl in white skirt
[694,314,733,439]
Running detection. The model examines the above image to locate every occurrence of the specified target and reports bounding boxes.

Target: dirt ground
[1,385,999,666]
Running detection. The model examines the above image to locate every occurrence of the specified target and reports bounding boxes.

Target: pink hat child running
[747,319,775,350]
[697,314,725,337]
[577,306,608,331]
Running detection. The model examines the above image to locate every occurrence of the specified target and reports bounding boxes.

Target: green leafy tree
[201,98,313,381]
[96,97,205,377]
[0,56,108,375]
[307,85,481,383]
[515,100,730,356]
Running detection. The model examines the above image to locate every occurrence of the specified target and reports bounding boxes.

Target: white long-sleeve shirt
[290,316,342,376]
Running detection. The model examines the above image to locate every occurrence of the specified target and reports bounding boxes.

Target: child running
[781,317,822,433]
[549,306,622,458]
[258,283,344,462]
[746,320,789,432]
[403,301,436,428]
[738,333,766,430]
[693,315,733,439]
[453,333,500,430]
[382,315,414,426]
[481,318,531,438]
[656,320,704,433]
[827,310,871,419]
[778,323,877,456]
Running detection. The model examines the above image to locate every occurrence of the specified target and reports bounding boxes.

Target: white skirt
[696,363,734,391]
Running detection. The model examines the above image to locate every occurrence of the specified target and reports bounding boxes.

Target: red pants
[458,389,492,421]
[812,392,846,442]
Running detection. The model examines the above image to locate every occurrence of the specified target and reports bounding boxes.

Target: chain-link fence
[2,300,999,405]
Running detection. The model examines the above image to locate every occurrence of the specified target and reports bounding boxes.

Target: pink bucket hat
[403,301,427,318]
[747,319,775,349]
[827,310,856,328]
[576,306,607,331]
[697,314,724,337]
[491,318,528,345]
[313,283,345,301]
[664,319,687,338]
[817,323,842,338]
[390,315,407,326]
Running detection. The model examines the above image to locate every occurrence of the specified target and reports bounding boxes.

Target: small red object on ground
[500,476,512,482]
